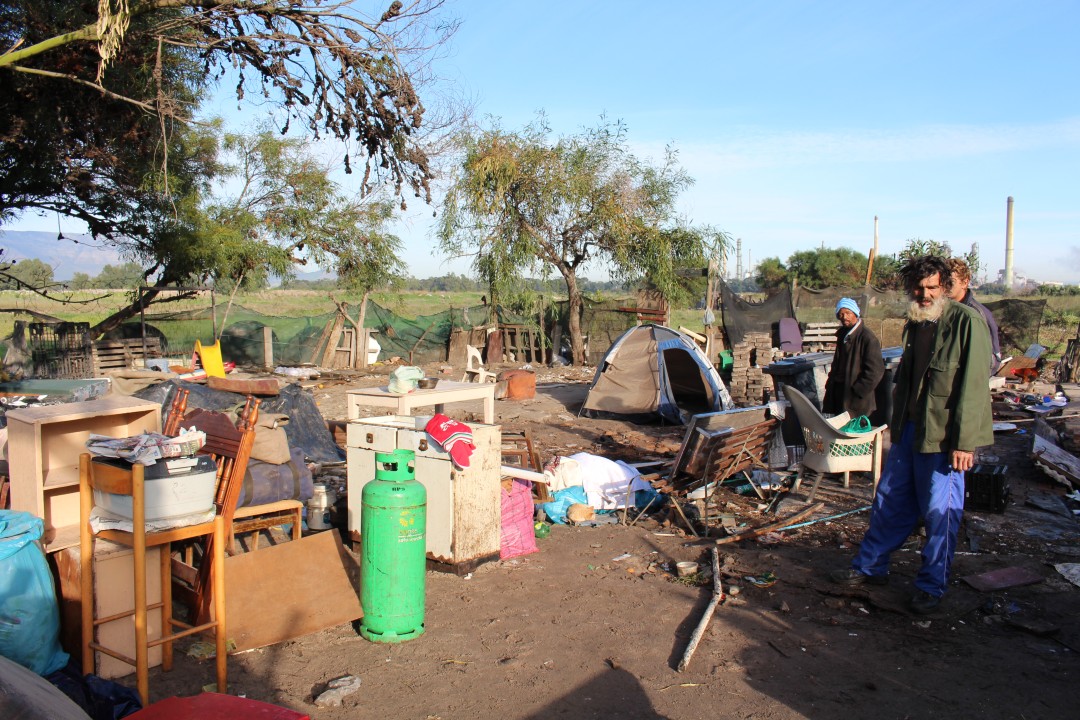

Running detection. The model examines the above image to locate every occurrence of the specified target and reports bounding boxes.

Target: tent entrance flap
[661,348,714,415]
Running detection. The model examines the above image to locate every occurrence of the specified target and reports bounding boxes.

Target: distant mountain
[1,230,123,281]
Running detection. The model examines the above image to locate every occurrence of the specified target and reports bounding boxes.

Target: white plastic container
[93,456,218,521]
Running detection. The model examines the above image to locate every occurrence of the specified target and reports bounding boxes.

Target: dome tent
[580,324,734,424]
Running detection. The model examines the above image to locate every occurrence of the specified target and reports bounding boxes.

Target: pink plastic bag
[500,479,538,560]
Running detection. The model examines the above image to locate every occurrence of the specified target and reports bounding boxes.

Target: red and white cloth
[424,413,475,469]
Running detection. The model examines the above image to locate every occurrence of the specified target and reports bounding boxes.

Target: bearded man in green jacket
[831,255,993,615]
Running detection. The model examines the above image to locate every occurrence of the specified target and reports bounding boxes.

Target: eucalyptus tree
[439,118,720,366]
[88,126,409,336]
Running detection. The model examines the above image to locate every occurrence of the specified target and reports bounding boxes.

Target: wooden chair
[167,391,302,554]
[165,398,258,625]
[162,387,191,436]
[501,429,550,502]
[79,453,227,705]
[784,385,887,502]
[462,344,496,384]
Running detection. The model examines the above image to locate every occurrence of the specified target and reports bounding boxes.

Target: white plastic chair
[462,345,496,384]
[784,385,887,502]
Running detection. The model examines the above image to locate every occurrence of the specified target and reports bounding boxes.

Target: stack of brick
[727,332,778,405]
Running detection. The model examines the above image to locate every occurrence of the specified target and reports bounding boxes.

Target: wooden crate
[92,338,164,373]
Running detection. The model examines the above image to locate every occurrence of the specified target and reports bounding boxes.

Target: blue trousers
[851,422,965,597]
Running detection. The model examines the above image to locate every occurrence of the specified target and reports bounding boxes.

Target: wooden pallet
[500,324,544,364]
[92,338,163,373]
[801,322,840,352]
[650,417,778,496]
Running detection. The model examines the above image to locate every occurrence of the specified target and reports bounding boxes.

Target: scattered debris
[694,502,825,546]
[314,675,362,707]
[1055,563,1080,588]
[961,566,1044,592]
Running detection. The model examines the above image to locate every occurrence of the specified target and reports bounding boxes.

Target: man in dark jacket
[948,258,1001,374]
[822,297,885,418]
[830,255,993,615]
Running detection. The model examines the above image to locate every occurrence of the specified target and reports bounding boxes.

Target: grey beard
[907,295,947,322]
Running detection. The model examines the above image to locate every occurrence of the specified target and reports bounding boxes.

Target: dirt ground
[146,362,1080,720]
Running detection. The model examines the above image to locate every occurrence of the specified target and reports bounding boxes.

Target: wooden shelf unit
[6,396,162,551]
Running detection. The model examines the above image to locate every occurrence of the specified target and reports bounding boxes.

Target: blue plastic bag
[539,486,589,525]
[0,510,70,676]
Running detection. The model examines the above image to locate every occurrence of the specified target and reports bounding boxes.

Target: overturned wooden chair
[784,385,887,502]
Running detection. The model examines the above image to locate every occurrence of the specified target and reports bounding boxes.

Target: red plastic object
[127,693,310,719]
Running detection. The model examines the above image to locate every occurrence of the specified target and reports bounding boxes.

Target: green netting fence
[116,296,642,368]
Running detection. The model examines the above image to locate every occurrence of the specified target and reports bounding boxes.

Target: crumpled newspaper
[90,506,215,534]
[86,428,206,466]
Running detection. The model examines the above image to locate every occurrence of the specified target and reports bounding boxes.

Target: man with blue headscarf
[822,297,884,418]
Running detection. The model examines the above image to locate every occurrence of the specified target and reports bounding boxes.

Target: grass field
[3,289,1078,359]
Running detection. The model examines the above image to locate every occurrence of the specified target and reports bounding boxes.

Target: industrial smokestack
[873,216,879,254]
[1004,196,1015,293]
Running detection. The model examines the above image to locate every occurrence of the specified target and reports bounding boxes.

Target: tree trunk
[565,274,586,366]
[88,287,162,339]
[87,285,197,339]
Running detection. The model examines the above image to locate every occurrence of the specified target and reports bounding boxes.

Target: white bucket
[307,483,337,531]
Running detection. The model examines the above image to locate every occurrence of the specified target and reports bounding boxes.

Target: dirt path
[146,366,1080,719]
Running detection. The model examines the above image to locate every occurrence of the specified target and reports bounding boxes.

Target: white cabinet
[346,416,501,572]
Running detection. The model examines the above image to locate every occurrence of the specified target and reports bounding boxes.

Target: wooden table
[346,380,497,424]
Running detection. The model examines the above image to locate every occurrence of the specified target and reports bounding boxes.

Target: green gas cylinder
[359,449,426,643]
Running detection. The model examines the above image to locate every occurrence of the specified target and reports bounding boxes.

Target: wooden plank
[263,326,275,368]
[222,529,363,652]
[1031,435,1080,488]
[320,314,347,368]
[306,317,336,365]
[206,376,281,396]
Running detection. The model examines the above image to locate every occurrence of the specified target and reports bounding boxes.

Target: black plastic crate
[965,463,1010,513]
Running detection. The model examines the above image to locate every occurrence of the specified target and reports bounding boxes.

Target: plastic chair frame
[784,385,887,502]
[462,344,497,384]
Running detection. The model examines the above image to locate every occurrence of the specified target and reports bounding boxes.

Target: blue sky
[15,1,1080,283]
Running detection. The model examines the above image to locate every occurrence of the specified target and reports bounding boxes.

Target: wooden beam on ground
[677,547,723,672]
[692,502,825,546]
